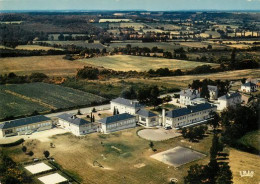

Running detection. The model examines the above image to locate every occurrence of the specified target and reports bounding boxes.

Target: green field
[0,83,106,120]
[78,55,219,71]
[237,130,260,151]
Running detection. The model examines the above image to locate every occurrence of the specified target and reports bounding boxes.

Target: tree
[208,111,220,130]
[92,115,95,122]
[43,150,50,158]
[22,146,27,153]
[216,163,233,184]
[120,86,137,99]
[58,33,64,41]
[241,78,246,84]
[149,141,154,149]
[150,85,160,107]
[184,164,207,184]
[201,84,210,99]
[113,107,116,115]
[28,151,34,156]
[182,127,188,138]
[77,109,82,115]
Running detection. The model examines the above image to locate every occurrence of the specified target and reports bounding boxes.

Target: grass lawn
[229,148,260,184]
[2,128,214,184]
[237,130,260,151]
[0,55,86,76]
[78,55,219,72]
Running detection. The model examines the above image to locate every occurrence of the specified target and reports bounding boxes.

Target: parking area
[137,128,181,141]
[151,146,206,167]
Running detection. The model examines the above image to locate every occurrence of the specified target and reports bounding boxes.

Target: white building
[241,82,257,93]
[110,97,143,115]
[208,85,218,100]
[57,114,98,136]
[164,103,216,129]
[0,115,52,138]
[99,113,136,134]
[179,89,200,105]
[136,109,159,127]
[217,93,241,111]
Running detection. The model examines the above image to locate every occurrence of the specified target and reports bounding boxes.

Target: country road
[45,104,110,118]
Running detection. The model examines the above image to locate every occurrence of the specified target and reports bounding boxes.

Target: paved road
[45,104,110,118]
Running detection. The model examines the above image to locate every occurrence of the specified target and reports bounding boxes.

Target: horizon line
[0,9,260,12]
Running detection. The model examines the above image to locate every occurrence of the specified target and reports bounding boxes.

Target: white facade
[58,119,97,136]
[100,117,136,134]
[0,116,52,138]
[180,89,200,105]
[110,98,142,115]
[217,93,241,111]
[164,103,216,129]
[208,85,218,100]
[241,83,257,93]
[138,115,158,127]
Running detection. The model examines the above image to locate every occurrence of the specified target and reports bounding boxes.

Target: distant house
[110,97,143,115]
[241,82,257,93]
[0,115,52,138]
[208,85,218,100]
[136,109,159,127]
[217,93,241,111]
[179,89,200,105]
[57,114,97,136]
[164,103,216,129]
[99,113,136,133]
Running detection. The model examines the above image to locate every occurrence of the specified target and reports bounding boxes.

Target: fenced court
[38,173,68,184]
[151,146,206,167]
[25,162,52,175]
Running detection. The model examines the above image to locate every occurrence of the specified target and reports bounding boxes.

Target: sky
[0,0,260,11]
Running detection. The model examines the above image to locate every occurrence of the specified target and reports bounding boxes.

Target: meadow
[0,83,106,120]
[0,55,86,76]
[78,55,219,72]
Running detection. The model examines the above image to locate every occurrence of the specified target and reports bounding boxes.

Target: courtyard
[137,128,181,141]
[151,146,206,167]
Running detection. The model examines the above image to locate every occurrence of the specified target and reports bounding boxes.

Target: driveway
[0,128,68,144]
[138,128,181,141]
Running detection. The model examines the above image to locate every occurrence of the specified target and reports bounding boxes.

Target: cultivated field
[15,45,64,51]
[78,55,218,71]
[0,83,106,120]
[123,69,260,88]
[34,41,106,49]
[2,128,214,184]
[0,55,86,76]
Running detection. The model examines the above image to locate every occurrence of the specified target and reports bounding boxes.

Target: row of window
[16,122,51,132]
[106,119,135,129]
